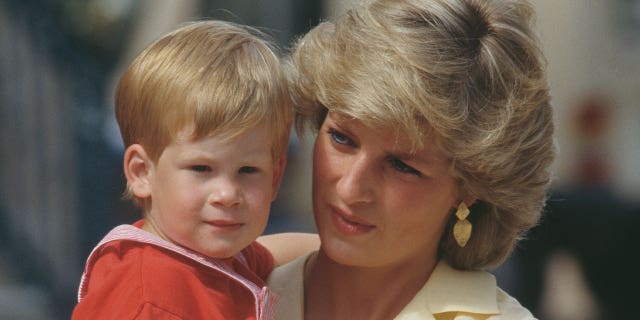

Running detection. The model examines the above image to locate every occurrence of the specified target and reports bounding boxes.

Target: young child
[72,20,296,319]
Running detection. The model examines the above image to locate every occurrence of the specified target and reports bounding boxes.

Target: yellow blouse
[267,252,536,320]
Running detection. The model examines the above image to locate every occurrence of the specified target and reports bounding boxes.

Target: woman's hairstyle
[289,0,555,270]
[116,20,292,162]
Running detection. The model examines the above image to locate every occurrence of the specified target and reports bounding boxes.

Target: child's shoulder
[94,239,224,284]
[74,240,238,319]
[237,240,275,279]
[72,241,152,319]
[75,226,274,319]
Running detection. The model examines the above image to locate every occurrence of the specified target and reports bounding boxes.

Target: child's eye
[190,165,211,173]
[328,128,353,146]
[389,158,422,177]
[239,166,258,174]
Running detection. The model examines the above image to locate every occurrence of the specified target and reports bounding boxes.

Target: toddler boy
[72,20,293,320]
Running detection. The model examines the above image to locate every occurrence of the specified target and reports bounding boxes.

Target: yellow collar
[395,261,499,318]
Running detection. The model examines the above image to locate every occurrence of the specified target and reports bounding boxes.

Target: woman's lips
[330,206,375,235]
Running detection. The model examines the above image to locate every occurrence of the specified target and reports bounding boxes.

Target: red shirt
[71,223,276,320]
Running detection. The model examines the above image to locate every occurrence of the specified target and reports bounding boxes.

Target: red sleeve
[240,241,275,280]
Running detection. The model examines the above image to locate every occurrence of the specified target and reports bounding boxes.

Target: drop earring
[453,202,472,247]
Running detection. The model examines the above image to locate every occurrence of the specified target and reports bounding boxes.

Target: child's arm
[257,232,320,267]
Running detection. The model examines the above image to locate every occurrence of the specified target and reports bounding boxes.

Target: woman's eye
[191,165,211,173]
[328,128,352,146]
[389,158,421,177]
[239,166,258,174]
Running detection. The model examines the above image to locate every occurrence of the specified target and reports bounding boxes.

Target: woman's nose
[336,155,376,205]
[208,178,242,207]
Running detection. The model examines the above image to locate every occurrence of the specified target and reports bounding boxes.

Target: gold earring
[453,202,472,247]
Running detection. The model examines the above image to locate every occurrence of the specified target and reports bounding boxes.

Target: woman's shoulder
[425,285,536,320]
[267,250,311,287]
[267,251,314,320]
[489,288,536,320]
[396,261,536,320]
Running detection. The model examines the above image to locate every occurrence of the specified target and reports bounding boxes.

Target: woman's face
[313,111,459,269]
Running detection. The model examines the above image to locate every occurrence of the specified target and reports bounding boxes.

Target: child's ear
[270,154,287,201]
[124,144,153,199]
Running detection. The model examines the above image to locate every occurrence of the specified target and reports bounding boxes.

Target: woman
[268,0,554,319]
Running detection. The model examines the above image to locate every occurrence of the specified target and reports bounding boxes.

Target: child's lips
[205,219,244,231]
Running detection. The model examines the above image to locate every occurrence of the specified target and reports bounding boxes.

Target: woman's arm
[257,232,320,267]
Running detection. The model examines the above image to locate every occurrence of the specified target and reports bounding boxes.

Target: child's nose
[208,179,242,207]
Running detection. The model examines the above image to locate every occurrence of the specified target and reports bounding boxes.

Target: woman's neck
[303,250,438,320]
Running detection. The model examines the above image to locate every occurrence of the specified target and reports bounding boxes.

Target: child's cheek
[174,181,208,210]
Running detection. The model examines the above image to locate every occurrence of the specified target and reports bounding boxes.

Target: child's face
[143,124,283,258]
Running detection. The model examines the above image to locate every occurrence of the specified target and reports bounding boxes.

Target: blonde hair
[116,20,292,204]
[290,0,555,270]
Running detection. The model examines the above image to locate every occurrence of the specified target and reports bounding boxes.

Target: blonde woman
[268,0,555,319]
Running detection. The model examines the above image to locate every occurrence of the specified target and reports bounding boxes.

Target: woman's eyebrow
[392,146,450,167]
[327,114,356,134]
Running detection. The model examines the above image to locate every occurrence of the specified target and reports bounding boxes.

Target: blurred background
[0,0,638,319]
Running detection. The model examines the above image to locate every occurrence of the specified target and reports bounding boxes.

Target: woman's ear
[464,198,477,208]
[124,144,153,199]
[270,153,288,201]
[452,197,477,213]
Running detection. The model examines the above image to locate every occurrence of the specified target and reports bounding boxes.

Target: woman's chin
[320,238,377,268]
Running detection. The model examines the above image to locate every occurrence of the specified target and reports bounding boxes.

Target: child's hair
[116,20,291,160]
[115,20,292,203]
